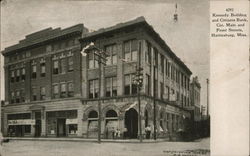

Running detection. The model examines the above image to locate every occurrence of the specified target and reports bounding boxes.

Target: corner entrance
[124,108,138,139]
[57,118,66,137]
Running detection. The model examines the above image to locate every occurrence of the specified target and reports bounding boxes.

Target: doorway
[57,118,66,137]
[124,108,138,139]
[35,120,41,137]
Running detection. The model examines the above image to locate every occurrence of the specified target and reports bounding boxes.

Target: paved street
[0,138,210,156]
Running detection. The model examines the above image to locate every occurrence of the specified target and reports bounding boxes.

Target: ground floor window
[68,124,77,135]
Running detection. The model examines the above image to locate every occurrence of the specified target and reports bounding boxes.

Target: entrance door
[57,118,66,137]
[125,108,138,139]
[35,120,41,137]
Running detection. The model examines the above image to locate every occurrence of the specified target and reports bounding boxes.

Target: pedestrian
[145,126,151,139]
[117,129,120,139]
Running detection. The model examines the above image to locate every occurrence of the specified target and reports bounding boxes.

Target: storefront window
[68,124,77,135]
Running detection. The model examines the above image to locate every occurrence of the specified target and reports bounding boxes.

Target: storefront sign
[8,119,35,125]
[66,118,78,124]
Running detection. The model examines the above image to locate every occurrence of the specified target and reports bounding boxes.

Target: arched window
[88,110,98,118]
[106,110,117,118]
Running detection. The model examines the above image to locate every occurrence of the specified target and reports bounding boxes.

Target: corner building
[2,17,193,140]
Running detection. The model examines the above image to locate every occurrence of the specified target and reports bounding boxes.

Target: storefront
[46,110,77,137]
[7,113,35,137]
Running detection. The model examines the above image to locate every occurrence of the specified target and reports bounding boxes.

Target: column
[117,42,124,96]
[41,110,46,137]
[77,109,83,137]
[30,111,35,137]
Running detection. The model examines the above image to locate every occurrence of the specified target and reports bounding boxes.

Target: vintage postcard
[0,0,249,156]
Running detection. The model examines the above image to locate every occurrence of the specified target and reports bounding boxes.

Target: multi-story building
[189,76,201,121]
[2,17,193,140]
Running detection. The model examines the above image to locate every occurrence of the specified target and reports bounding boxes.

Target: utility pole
[137,41,143,142]
[81,43,107,143]
[206,78,209,118]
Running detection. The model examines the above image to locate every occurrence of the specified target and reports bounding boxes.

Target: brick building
[2,17,193,140]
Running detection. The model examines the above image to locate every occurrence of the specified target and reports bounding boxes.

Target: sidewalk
[4,137,170,143]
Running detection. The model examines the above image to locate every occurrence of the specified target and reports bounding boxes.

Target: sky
[0,0,209,114]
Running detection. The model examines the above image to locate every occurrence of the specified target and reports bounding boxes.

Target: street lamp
[81,42,107,143]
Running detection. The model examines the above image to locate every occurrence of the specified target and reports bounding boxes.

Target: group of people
[105,128,121,139]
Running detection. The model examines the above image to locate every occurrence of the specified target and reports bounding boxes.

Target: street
[0,138,210,156]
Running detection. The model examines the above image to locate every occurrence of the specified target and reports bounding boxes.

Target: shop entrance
[57,118,66,137]
[35,120,41,137]
[124,108,138,139]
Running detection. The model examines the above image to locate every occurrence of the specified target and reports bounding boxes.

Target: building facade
[189,76,201,121]
[2,17,193,140]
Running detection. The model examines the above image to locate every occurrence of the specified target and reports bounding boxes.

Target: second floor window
[53,84,59,98]
[124,74,137,95]
[11,70,15,83]
[16,69,20,82]
[88,52,99,69]
[40,87,46,100]
[21,68,25,81]
[31,65,37,79]
[68,57,74,72]
[40,63,46,77]
[10,92,15,104]
[145,74,151,96]
[105,45,117,65]
[53,60,59,74]
[60,83,67,98]
[165,86,169,100]
[16,90,20,103]
[89,79,99,99]
[68,82,74,97]
[124,40,138,62]
[20,89,25,103]
[105,77,117,97]
[60,58,67,74]
[32,88,37,101]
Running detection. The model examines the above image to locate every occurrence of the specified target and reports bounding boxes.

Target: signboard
[66,118,78,125]
[8,119,35,125]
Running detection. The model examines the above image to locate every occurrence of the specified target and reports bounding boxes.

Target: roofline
[80,16,192,75]
[2,24,86,56]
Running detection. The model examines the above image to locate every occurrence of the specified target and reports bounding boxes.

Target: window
[40,63,46,77]
[10,91,15,104]
[89,79,99,99]
[145,74,151,95]
[161,55,164,73]
[21,68,25,81]
[60,58,67,74]
[60,83,67,98]
[68,82,74,97]
[105,77,117,97]
[160,82,164,99]
[165,86,169,100]
[11,70,15,83]
[31,65,37,79]
[145,41,151,64]
[46,45,52,52]
[88,52,99,69]
[154,48,158,68]
[40,87,46,100]
[154,79,158,98]
[20,89,25,103]
[53,60,59,74]
[53,84,59,98]
[105,45,117,65]
[124,40,138,61]
[32,88,37,101]
[16,69,20,82]
[124,74,137,95]
[68,57,74,72]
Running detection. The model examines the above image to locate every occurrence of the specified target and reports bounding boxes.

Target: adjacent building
[1,17,194,140]
[189,76,201,121]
